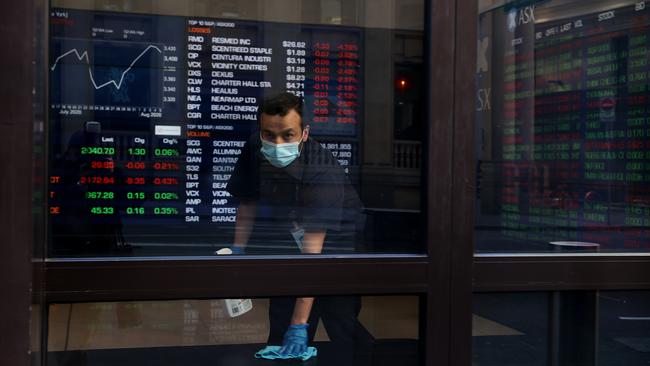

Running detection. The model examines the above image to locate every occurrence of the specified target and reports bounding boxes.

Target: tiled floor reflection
[48,296,419,351]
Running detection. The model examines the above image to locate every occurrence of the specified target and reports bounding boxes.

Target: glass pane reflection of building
[476,0,650,253]
[47,0,426,257]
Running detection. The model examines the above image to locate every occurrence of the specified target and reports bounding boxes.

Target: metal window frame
[474,255,650,292]
[1,1,40,366]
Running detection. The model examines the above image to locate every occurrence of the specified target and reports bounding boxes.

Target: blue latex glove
[279,323,309,356]
[229,245,245,255]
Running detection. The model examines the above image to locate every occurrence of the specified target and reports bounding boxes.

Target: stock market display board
[48,8,362,254]
[477,1,650,251]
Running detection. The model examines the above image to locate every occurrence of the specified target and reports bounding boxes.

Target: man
[226,92,370,357]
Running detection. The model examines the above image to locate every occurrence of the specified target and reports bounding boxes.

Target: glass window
[47,295,420,365]
[47,0,426,257]
[474,291,650,366]
[476,0,650,253]
[599,291,650,365]
[473,293,549,366]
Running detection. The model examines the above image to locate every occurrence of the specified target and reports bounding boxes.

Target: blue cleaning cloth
[255,345,318,361]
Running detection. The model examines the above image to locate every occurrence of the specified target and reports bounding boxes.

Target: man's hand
[279,323,309,356]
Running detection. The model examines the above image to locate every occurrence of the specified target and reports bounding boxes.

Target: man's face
[259,109,307,144]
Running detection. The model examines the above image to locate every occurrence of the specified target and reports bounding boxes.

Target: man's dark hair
[258,92,304,128]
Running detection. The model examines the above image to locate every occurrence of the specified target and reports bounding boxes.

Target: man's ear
[302,125,310,141]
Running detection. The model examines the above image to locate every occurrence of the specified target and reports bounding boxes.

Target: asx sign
[507,5,536,32]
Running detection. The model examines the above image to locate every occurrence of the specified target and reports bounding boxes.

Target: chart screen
[48,8,363,255]
[476,1,650,252]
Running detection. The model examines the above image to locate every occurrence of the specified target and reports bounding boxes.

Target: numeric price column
[152,137,183,220]
[81,141,118,217]
[334,43,360,125]
[310,42,332,124]
[283,41,307,97]
[122,136,149,217]
[622,28,650,249]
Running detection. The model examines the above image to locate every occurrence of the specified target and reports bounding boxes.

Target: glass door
[35,0,477,365]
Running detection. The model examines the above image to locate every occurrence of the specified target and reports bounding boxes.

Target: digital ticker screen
[48,8,363,255]
[476,1,650,252]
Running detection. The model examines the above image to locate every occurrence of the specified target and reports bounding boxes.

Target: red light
[397,78,408,90]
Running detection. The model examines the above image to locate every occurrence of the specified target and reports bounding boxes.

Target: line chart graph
[51,45,162,91]
[49,8,184,123]
[50,40,165,110]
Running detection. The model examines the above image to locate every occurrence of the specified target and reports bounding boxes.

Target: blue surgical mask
[260,138,302,168]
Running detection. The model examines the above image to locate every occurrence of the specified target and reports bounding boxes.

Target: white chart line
[50,45,162,90]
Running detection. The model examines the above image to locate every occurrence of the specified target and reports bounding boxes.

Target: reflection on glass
[47,0,425,257]
[47,296,420,366]
[476,0,650,253]
[599,291,650,365]
[473,293,549,366]
[474,291,650,366]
